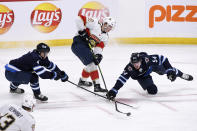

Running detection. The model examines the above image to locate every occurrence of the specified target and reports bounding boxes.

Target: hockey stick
[0,113,8,119]
[97,65,108,91]
[115,102,131,116]
[68,80,133,116]
[88,43,108,91]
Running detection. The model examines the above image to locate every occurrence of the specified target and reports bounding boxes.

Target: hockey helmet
[102,17,116,31]
[22,94,36,112]
[36,43,50,53]
[130,53,142,64]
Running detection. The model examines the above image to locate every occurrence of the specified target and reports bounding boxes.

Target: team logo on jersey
[78,1,110,21]
[31,3,62,33]
[127,66,132,71]
[0,4,14,35]
[145,57,149,63]
[123,70,128,75]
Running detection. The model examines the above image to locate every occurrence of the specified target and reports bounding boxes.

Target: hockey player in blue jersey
[5,43,69,101]
[106,52,193,100]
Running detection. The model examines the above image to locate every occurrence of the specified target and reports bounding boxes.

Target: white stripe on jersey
[7,64,21,71]
[51,64,56,71]
[120,75,128,81]
[36,69,46,75]
[162,56,166,64]
[118,78,126,84]
[33,66,43,70]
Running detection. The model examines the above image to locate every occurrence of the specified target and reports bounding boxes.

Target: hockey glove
[93,54,103,65]
[167,69,177,82]
[106,88,118,100]
[78,29,89,42]
[52,72,61,81]
[60,71,69,82]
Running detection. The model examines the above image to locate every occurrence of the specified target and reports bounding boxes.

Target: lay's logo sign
[78,1,110,20]
[31,3,62,33]
[0,4,14,35]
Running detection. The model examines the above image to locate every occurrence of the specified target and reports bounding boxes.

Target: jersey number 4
[152,56,158,63]
[0,113,15,131]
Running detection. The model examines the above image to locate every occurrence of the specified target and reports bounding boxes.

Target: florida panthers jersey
[0,104,35,131]
[5,50,61,79]
[75,16,109,54]
[113,52,173,90]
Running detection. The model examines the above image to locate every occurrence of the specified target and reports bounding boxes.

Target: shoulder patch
[145,57,149,63]
[127,66,132,71]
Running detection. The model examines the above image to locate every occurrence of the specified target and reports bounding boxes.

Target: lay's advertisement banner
[0,4,14,35]
[0,0,196,46]
[0,0,117,42]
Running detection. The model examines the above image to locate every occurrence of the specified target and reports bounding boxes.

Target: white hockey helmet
[22,95,36,111]
[102,17,116,31]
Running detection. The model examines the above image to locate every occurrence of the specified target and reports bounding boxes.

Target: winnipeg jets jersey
[75,16,109,54]
[5,50,61,80]
[113,52,173,90]
[0,104,35,131]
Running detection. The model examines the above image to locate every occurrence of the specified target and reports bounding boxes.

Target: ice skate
[180,73,193,81]
[34,94,48,101]
[78,78,92,87]
[10,88,25,94]
[94,84,108,92]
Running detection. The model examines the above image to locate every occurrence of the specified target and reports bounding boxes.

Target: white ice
[0,44,197,131]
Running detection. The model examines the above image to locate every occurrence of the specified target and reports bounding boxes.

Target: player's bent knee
[147,84,158,95]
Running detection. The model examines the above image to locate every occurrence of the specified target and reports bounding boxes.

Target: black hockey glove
[93,54,103,65]
[52,72,61,81]
[106,88,118,100]
[167,69,177,82]
[78,29,89,42]
[60,71,69,82]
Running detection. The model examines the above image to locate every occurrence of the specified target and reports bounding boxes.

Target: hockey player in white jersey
[0,95,36,131]
[71,15,116,92]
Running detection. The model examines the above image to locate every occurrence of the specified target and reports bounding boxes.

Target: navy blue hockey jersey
[113,52,173,90]
[5,50,61,79]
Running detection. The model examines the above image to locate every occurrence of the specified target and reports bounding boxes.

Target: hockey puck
[126,112,131,116]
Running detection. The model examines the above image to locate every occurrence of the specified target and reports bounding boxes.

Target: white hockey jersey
[0,104,35,131]
[75,15,109,55]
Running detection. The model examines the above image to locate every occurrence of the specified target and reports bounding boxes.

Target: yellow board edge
[0,37,197,49]
[0,39,73,49]
[114,37,197,45]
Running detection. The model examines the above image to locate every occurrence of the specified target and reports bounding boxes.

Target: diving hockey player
[5,43,69,101]
[106,52,193,100]
[71,16,116,92]
[0,95,36,131]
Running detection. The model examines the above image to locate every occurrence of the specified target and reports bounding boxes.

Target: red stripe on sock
[82,69,90,78]
[90,70,99,80]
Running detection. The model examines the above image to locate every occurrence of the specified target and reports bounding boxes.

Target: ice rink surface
[0,44,197,131]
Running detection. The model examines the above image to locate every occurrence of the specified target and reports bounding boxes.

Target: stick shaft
[68,80,134,108]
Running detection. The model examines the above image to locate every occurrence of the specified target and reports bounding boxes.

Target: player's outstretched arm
[107,67,130,100]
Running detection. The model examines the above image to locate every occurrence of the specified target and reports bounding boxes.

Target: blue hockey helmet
[36,43,50,53]
[130,52,142,64]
